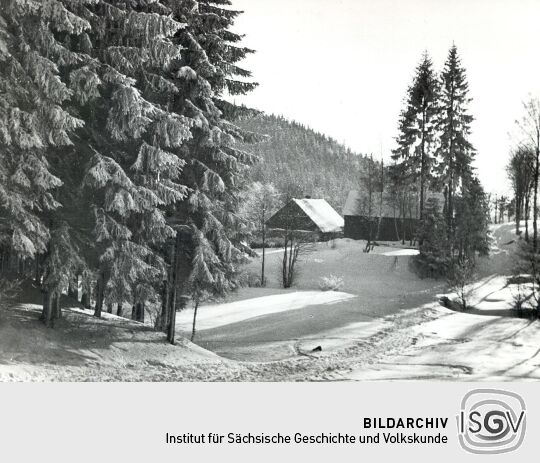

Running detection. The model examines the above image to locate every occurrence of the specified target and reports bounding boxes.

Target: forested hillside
[237,113,370,210]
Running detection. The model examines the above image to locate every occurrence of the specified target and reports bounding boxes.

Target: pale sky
[232,0,540,195]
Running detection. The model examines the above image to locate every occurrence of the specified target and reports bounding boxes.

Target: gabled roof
[292,198,344,233]
[266,198,344,233]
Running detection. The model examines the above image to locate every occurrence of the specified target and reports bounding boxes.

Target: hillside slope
[0,282,227,381]
[237,113,370,210]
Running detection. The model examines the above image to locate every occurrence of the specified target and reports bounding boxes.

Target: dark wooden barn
[342,190,443,242]
[266,198,344,239]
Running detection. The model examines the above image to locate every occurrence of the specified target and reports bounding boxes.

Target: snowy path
[343,304,540,381]
[339,223,540,381]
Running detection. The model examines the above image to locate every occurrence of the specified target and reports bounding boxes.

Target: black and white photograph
[1,0,540,384]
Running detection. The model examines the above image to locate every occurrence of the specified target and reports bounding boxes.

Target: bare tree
[361,155,377,252]
[516,97,540,251]
[498,195,508,223]
[507,146,535,236]
[239,182,281,286]
[273,192,316,288]
[281,230,314,288]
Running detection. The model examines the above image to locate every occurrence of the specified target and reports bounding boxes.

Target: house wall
[344,216,418,242]
[266,201,320,233]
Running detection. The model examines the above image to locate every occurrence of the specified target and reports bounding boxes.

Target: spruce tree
[74,1,192,319]
[0,0,90,262]
[436,45,475,241]
[155,0,258,343]
[0,1,101,324]
[454,175,490,260]
[413,197,449,278]
[392,52,439,222]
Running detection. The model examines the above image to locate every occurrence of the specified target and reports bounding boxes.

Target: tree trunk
[282,234,289,288]
[94,273,105,318]
[116,302,123,317]
[191,299,200,342]
[515,197,521,235]
[158,275,171,331]
[34,255,41,286]
[534,140,539,252]
[106,302,112,314]
[167,231,182,344]
[134,301,145,322]
[287,239,294,285]
[81,292,90,309]
[52,292,61,321]
[419,107,426,222]
[41,290,51,326]
[41,290,61,327]
[401,195,405,245]
[261,225,266,287]
[525,190,530,242]
[68,274,78,300]
[167,291,177,344]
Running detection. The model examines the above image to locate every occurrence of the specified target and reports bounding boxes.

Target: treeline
[507,100,540,246]
[390,46,490,279]
[0,0,257,342]
[236,113,371,210]
[507,99,540,316]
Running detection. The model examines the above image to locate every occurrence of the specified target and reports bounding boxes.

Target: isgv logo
[457,388,526,454]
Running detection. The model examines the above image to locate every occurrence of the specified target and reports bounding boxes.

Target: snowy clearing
[2,222,540,381]
[175,290,356,330]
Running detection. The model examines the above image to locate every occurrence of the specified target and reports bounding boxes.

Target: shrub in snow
[242,272,265,288]
[511,285,530,318]
[447,258,475,310]
[0,278,20,306]
[319,275,344,291]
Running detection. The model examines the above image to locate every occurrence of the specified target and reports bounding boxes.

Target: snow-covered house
[266,198,344,239]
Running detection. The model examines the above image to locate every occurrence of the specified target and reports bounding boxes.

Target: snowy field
[175,291,356,330]
[1,222,540,381]
[178,238,444,361]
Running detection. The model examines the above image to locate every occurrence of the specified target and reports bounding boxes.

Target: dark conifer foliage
[155,0,259,342]
[0,1,258,333]
[0,0,90,261]
[392,52,439,221]
[435,45,475,236]
[390,45,490,278]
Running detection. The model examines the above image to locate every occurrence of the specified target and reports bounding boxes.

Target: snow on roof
[343,190,444,218]
[292,198,344,233]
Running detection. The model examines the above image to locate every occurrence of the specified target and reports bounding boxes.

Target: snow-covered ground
[1,221,539,381]
[180,238,443,361]
[380,249,419,256]
[175,290,356,330]
[344,275,540,381]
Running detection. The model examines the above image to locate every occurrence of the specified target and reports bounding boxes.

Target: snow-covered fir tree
[0,0,99,324]
[74,1,193,319]
[435,45,475,237]
[392,52,440,222]
[155,0,258,342]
